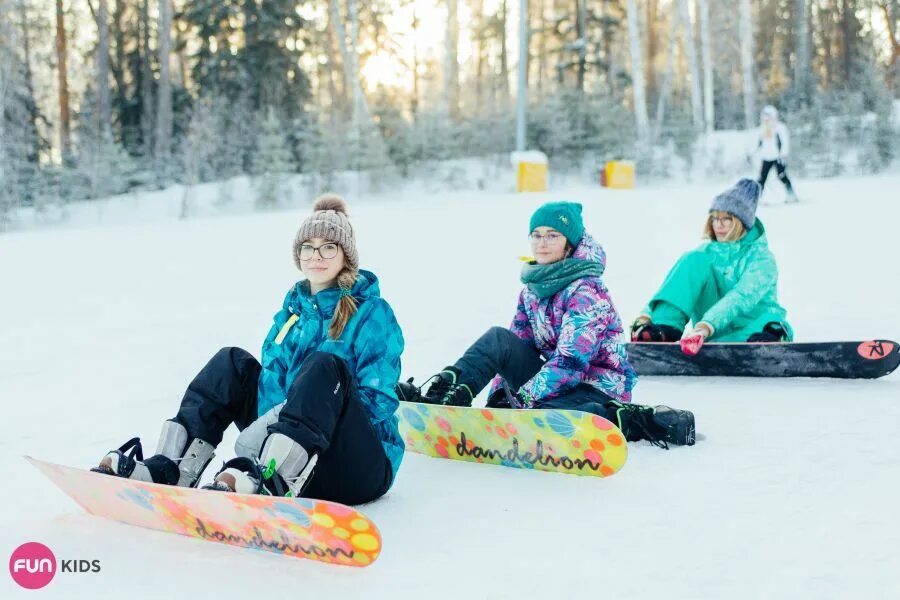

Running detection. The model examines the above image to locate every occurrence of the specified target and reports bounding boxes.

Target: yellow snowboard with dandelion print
[398,402,628,477]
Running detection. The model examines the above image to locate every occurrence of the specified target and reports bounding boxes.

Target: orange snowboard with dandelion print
[26,457,382,567]
[398,402,628,477]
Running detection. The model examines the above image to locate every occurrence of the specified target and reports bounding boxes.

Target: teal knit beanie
[529,201,584,245]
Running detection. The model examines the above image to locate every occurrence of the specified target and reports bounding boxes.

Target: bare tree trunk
[679,0,703,128]
[411,6,420,118]
[475,0,485,107]
[96,0,112,135]
[0,4,9,213]
[739,0,756,128]
[347,0,367,122]
[445,0,460,118]
[155,0,173,161]
[500,0,511,100]
[881,2,900,89]
[324,7,342,126]
[18,0,38,164]
[880,2,900,68]
[55,0,71,157]
[841,0,854,85]
[329,0,371,128]
[793,0,810,101]
[140,0,154,157]
[111,0,126,104]
[656,2,681,131]
[575,0,586,92]
[697,0,714,132]
[537,0,546,93]
[626,0,650,139]
[175,17,188,90]
[602,1,615,93]
[646,0,659,105]
[819,0,833,87]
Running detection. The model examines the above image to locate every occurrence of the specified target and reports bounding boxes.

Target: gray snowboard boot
[93,420,215,487]
[204,433,317,497]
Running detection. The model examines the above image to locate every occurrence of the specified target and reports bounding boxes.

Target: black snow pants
[171,347,392,504]
[759,159,795,194]
[452,326,616,419]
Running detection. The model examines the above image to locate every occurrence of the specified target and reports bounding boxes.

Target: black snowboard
[625,340,900,379]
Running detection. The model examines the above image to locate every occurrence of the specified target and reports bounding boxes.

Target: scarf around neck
[520,258,604,298]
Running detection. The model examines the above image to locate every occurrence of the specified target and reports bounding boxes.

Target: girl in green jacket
[632,179,792,355]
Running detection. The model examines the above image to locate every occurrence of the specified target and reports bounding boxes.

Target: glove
[510,390,535,409]
[680,324,712,356]
[630,316,651,342]
[747,322,787,343]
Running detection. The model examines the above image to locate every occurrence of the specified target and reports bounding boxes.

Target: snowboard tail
[26,456,381,567]
[398,402,628,477]
[626,340,900,379]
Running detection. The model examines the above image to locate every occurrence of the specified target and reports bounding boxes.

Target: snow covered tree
[73,102,138,200]
[252,108,295,209]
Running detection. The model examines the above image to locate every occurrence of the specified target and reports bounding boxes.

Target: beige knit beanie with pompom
[293,194,358,289]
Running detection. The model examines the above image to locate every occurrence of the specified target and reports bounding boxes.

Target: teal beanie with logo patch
[529,201,584,245]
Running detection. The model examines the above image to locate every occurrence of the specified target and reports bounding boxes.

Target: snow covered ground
[2,172,899,599]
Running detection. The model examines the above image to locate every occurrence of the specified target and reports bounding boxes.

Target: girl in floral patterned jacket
[399,201,695,448]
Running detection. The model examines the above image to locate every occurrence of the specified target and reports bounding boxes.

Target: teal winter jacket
[256,270,405,482]
[645,220,793,342]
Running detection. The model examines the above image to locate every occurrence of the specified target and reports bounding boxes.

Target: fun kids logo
[9,542,56,590]
[9,542,102,590]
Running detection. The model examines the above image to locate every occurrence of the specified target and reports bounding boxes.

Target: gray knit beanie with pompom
[293,194,359,287]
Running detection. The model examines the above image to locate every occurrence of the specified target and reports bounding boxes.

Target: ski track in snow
[2,173,899,599]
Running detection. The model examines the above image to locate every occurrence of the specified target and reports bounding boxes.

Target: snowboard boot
[605,401,696,449]
[203,457,265,494]
[395,377,423,403]
[632,323,683,343]
[93,420,215,487]
[421,367,474,407]
[204,433,317,497]
[747,322,788,343]
[486,380,516,409]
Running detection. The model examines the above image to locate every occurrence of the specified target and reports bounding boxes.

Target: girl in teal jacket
[94,195,405,505]
[632,179,792,352]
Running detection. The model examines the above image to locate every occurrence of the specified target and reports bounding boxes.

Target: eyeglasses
[529,232,565,244]
[298,243,339,260]
[710,215,734,226]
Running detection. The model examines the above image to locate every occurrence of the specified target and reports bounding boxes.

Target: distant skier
[397,201,695,448]
[631,179,793,355]
[751,104,798,202]
[94,195,405,504]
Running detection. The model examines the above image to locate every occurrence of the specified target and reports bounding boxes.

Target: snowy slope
[2,173,899,599]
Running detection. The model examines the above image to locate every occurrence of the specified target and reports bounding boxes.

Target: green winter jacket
[644,220,793,342]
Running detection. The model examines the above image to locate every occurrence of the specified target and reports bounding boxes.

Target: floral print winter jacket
[490,233,637,404]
